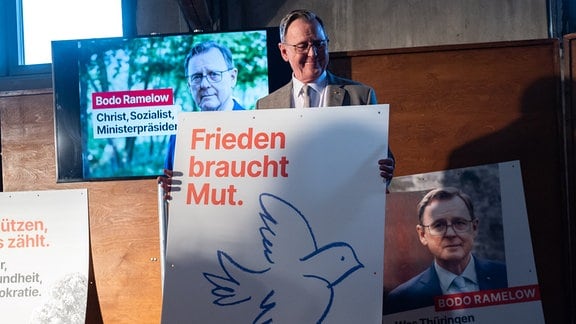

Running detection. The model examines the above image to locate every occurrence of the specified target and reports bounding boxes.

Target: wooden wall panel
[0,91,162,324]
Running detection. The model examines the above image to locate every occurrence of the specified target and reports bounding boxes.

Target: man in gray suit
[256,9,394,182]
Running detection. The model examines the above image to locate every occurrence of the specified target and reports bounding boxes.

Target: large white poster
[383,161,544,323]
[162,105,389,323]
[0,189,89,324]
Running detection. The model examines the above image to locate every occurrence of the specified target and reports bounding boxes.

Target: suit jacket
[382,256,508,315]
[256,71,378,109]
[256,70,394,175]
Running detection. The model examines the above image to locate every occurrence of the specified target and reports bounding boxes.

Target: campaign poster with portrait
[70,30,270,180]
[0,189,89,324]
[382,161,544,323]
[161,105,389,323]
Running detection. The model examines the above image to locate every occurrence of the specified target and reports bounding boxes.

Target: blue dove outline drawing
[203,192,364,323]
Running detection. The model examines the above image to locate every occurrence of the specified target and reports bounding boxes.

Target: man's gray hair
[278,9,327,43]
[184,41,235,73]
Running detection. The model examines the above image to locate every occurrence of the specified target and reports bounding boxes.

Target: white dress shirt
[435,256,480,294]
[291,72,328,108]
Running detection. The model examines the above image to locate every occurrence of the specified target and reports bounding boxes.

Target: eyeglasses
[187,68,233,85]
[420,218,474,236]
[283,39,329,54]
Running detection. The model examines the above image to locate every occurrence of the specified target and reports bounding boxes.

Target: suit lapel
[273,82,293,108]
[324,72,344,107]
[326,85,345,106]
[475,257,500,290]
[419,265,443,296]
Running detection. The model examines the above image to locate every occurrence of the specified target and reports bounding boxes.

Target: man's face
[279,18,329,83]
[416,197,478,271]
[186,48,237,111]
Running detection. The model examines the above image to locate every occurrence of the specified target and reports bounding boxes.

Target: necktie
[451,276,467,293]
[302,84,310,108]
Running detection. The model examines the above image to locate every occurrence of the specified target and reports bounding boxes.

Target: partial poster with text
[0,189,89,324]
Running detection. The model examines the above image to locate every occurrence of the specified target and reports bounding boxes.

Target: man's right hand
[157,169,182,201]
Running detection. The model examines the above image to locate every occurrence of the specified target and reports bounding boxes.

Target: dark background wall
[137,0,549,50]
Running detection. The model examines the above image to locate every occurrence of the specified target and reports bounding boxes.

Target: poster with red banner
[57,30,274,182]
[90,89,178,139]
[382,161,544,323]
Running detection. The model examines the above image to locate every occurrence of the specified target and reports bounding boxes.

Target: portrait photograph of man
[382,163,509,315]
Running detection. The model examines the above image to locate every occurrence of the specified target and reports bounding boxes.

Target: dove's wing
[203,250,269,306]
[258,193,318,266]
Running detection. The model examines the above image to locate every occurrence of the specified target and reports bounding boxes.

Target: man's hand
[378,158,395,186]
[157,169,182,201]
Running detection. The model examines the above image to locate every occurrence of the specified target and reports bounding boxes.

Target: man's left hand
[378,158,395,185]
